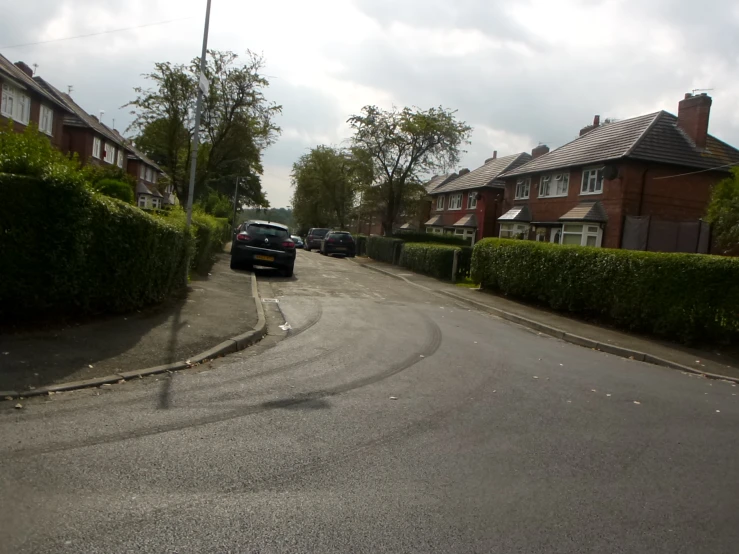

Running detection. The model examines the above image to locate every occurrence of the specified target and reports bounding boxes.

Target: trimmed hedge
[392,232,469,246]
[155,209,230,275]
[367,235,404,264]
[355,234,368,257]
[0,173,192,320]
[471,238,739,343]
[400,243,458,280]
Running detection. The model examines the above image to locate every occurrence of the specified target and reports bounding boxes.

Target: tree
[348,105,472,235]
[291,146,372,231]
[706,168,739,255]
[126,50,281,210]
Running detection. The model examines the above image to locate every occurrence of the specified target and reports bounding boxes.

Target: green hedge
[392,232,469,246]
[355,234,368,257]
[471,238,739,343]
[155,209,230,274]
[367,235,404,264]
[0,173,192,320]
[399,243,458,280]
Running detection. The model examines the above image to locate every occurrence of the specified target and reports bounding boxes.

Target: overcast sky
[3,0,739,207]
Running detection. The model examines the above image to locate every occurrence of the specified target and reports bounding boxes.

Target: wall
[0,76,67,151]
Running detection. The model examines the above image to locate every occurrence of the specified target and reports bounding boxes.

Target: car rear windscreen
[248,224,288,238]
[312,229,329,237]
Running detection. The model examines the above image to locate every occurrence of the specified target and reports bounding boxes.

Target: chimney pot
[458,168,470,176]
[678,93,712,150]
[593,115,600,126]
[532,144,550,159]
[493,150,497,159]
[14,61,33,77]
[684,92,692,99]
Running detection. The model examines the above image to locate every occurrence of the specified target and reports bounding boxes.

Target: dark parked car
[290,235,304,249]
[304,228,329,251]
[230,221,296,276]
[320,231,356,257]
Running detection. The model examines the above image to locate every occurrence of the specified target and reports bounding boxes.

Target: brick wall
[428,188,504,240]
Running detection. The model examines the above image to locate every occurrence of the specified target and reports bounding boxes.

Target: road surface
[1,250,738,553]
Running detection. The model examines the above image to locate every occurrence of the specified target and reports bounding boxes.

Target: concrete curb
[355,260,739,384]
[4,273,268,401]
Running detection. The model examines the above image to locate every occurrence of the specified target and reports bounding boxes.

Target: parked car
[291,235,304,249]
[320,231,356,257]
[230,220,296,276]
[304,228,329,251]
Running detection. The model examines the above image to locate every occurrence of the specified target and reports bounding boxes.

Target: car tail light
[282,240,295,249]
[236,232,250,241]
[327,238,336,243]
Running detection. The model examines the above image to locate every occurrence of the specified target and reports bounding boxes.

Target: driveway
[1,250,737,553]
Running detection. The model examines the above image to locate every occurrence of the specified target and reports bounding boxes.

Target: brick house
[425,152,532,244]
[498,94,739,251]
[0,56,71,149]
[34,77,132,170]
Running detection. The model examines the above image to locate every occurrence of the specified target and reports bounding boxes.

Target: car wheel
[305,247,310,252]
[283,266,294,277]
[230,257,241,270]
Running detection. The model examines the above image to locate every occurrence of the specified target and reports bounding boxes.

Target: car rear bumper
[324,245,356,256]
[232,244,296,268]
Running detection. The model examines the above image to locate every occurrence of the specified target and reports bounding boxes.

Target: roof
[33,77,129,149]
[498,205,532,222]
[453,213,478,227]
[431,153,532,194]
[424,173,457,193]
[425,215,444,226]
[136,182,155,196]
[399,223,417,230]
[106,127,164,173]
[0,55,70,113]
[559,202,608,222]
[503,111,739,177]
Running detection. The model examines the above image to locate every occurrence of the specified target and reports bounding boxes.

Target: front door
[550,227,562,244]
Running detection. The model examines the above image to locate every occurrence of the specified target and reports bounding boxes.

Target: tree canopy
[126,50,281,211]
[706,168,739,255]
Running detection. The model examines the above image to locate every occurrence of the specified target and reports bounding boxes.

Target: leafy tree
[706,168,739,255]
[126,50,281,210]
[348,105,472,235]
[240,207,295,229]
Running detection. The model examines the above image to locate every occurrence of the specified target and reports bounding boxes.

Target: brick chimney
[15,61,33,77]
[579,115,600,136]
[678,93,712,150]
[484,151,498,163]
[458,168,470,176]
[532,144,549,159]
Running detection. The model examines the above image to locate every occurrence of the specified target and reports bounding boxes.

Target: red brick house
[0,55,71,149]
[34,77,132,170]
[498,94,739,252]
[425,152,532,244]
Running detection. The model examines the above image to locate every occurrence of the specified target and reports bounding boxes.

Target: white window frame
[39,104,54,135]
[539,173,570,198]
[560,223,603,247]
[448,193,463,210]
[436,195,445,211]
[580,167,604,195]
[116,150,124,168]
[103,143,115,164]
[499,223,529,239]
[152,172,158,184]
[515,178,531,200]
[139,164,145,179]
[92,137,101,159]
[138,196,148,208]
[426,227,434,234]
[467,192,477,209]
[1,83,31,125]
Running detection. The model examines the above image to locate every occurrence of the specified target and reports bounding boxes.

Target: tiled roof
[136,182,154,196]
[424,173,457,192]
[560,201,608,222]
[425,215,444,226]
[33,77,129,149]
[107,127,164,173]
[453,213,478,227]
[431,153,532,194]
[503,111,739,177]
[498,205,532,222]
[0,55,70,112]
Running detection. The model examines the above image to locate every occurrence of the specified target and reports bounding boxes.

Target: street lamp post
[184,0,212,284]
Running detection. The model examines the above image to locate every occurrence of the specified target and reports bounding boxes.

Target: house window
[1,83,31,124]
[146,167,154,182]
[540,173,569,197]
[103,143,115,163]
[139,165,145,179]
[436,195,445,210]
[499,223,529,239]
[92,137,101,159]
[515,178,531,200]
[39,105,54,135]
[581,167,604,194]
[152,172,157,184]
[561,224,602,247]
[138,196,148,208]
[116,150,124,168]
[426,227,433,234]
[448,193,463,210]
[467,192,477,209]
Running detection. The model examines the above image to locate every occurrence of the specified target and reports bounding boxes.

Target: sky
[2,0,739,207]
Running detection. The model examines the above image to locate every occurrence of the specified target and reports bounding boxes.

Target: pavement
[0,254,258,393]
[352,256,739,381]
[1,249,738,553]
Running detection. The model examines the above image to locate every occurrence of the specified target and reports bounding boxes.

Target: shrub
[400,243,459,280]
[0,173,191,321]
[471,238,739,343]
[80,164,135,187]
[355,234,368,256]
[157,208,230,275]
[391,231,468,246]
[367,235,404,264]
[706,167,739,255]
[91,178,134,204]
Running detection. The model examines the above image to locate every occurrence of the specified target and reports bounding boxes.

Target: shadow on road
[260,394,331,411]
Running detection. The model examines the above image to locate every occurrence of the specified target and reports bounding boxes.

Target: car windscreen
[247,224,289,238]
[311,229,329,237]
[330,232,352,239]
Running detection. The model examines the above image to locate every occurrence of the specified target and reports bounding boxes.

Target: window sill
[513,197,529,201]
[448,207,462,211]
[538,193,568,199]
[579,190,603,196]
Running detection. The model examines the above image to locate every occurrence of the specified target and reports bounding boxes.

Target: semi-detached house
[498,93,739,252]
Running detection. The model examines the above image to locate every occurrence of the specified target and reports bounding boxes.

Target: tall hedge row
[0,174,193,320]
[399,243,458,280]
[471,238,739,343]
[391,232,469,246]
[367,236,404,264]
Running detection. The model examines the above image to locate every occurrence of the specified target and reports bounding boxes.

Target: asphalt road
[1,250,738,553]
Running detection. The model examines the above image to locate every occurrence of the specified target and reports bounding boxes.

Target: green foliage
[0,122,82,185]
[367,236,405,264]
[391,232,468,246]
[156,207,230,274]
[80,164,136,187]
[91,178,134,204]
[471,238,739,344]
[196,190,234,219]
[0,174,191,321]
[240,207,295,230]
[348,105,472,234]
[400,243,459,280]
[706,168,739,255]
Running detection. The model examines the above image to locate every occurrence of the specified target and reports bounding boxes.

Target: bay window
[499,223,529,239]
[560,224,602,247]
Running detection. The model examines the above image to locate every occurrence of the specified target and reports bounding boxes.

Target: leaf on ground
[633,401,641,405]
[88,364,93,368]
[389,396,398,400]
[14,403,22,409]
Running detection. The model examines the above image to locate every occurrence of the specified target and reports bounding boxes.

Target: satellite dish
[603,165,619,180]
